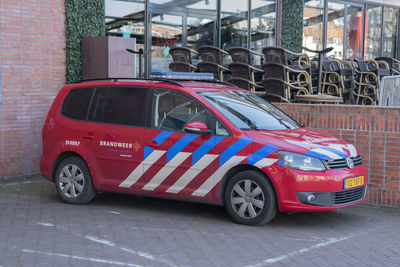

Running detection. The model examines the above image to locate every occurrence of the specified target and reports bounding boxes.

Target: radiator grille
[331,186,366,205]
[324,155,363,169]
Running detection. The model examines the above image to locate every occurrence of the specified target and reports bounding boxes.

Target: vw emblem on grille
[346,157,354,169]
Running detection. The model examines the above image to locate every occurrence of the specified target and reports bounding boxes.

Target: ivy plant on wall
[65,0,105,84]
[281,0,303,53]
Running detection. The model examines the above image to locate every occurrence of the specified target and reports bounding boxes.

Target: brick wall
[275,103,400,208]
[0,1,65,180]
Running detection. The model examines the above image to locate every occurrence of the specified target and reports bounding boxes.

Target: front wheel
[54,157,96,204]
[224,170,277,225]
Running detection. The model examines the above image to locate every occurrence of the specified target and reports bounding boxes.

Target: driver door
[139,89,222,198]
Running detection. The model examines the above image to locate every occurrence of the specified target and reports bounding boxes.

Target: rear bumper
[40,153,52,181]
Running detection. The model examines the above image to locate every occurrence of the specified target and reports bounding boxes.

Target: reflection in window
[346,6,363,59]
[326,3,344,59]
[187,16,215,52]
[303,0,324,57]
[382,7,399,58]
[105,0,145,75]
[221,0,248,50]
[105,0,145,39]
[152,14,183,71]
[150,0,217,72]
[251,0,276,56]
[365,5,382,59]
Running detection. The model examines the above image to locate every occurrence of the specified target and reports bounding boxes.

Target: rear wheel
[225,170,277,225]
[55,157,96,204]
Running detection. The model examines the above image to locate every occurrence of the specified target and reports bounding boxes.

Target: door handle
[148,140,159,149]
[83,132,95,140]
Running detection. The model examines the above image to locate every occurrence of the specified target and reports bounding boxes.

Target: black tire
[54,156,96,204]
[224,170,277,225]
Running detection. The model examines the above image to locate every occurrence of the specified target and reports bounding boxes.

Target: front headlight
[277,151,326,171]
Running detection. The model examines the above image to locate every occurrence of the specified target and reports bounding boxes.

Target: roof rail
[72,77,237,88]
[176,79,238,88]
[73,77,184,87]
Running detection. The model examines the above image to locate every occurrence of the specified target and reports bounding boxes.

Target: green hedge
[65,0,105,83]
[281,0,303,53]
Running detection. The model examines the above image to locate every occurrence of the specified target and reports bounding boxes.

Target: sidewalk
[0,177,399,267]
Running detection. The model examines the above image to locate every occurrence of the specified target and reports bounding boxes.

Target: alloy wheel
[58,164,85,198]
[230,179,265,219]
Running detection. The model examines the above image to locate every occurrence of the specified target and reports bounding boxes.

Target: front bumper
[297,186,366,206]
[267,164,368,212]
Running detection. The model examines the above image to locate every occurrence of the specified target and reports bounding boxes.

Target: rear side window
[62,87,94,120]
[88,87,147,127]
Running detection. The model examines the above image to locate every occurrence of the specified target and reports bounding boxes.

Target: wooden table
[294,94,343,104]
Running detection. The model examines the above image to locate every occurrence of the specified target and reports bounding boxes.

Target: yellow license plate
[344,176,364,189]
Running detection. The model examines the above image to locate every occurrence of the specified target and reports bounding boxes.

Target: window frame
[148,87,232,137]
[61,85,152,129]
[60,86,95,122]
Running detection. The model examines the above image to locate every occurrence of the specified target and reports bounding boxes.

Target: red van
[40,79,367,225]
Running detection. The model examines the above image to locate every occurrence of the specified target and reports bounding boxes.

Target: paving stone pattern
[0,177,399,267]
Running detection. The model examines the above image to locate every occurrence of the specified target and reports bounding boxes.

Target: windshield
[198,91,301,130]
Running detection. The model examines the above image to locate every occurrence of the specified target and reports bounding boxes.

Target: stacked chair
[261,46,312,102]
[227,47,264,93]
[375,57,400,75]
[228,47,262,65]
[321,59,345,99]
[169,47,198,72]
[196,45,230,81]
[353,58,391,105]
[167,45,400,105]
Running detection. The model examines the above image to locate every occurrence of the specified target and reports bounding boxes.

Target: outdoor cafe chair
[227,62,264,93]
[262,46,311,71]
[262,62,309,100]
[354,58,390,86]
[169,47,198,72]
[351,59,380,105]
[353,79,378,105]
[228,47,263,65]
[198,45,229,65]
[321,60,344,98]
[375,57,400,75]
[197,62,230,81]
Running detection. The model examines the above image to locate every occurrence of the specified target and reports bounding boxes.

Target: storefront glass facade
[302,0,400,60]
[105,0,277,74]
[105,0,400,75]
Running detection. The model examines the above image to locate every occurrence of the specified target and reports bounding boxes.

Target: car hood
[245,127,358,160]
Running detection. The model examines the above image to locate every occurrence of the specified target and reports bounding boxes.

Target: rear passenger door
[83,86,148,188]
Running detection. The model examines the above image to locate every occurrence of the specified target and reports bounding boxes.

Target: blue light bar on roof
[150,72,214,80]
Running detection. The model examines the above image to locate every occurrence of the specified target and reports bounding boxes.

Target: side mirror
[183,121,211,135]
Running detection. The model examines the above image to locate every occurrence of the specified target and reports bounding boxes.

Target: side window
[152,89,212,132]
[62,87,94,120]
[88,87,147,127]
[216,121,230,136]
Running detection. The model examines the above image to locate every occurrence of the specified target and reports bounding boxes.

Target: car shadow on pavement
[89,191,369,228]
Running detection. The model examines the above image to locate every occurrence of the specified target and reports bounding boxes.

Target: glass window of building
[303,0,324,57]
[365,5,382,59]
[382,7,399,58]
[186,0,217,51]
[150,0,217,72]
[105,0,145,75]
[326,2,345,59]
[221,0,248,50]
[346,5,363,59]
[251,0,277,56]
[105,0,145,42]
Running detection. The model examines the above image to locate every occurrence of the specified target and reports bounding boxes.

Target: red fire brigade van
[40,78,367,225]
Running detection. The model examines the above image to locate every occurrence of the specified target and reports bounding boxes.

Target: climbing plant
[281,0,303,53]
[65,0,105,83]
